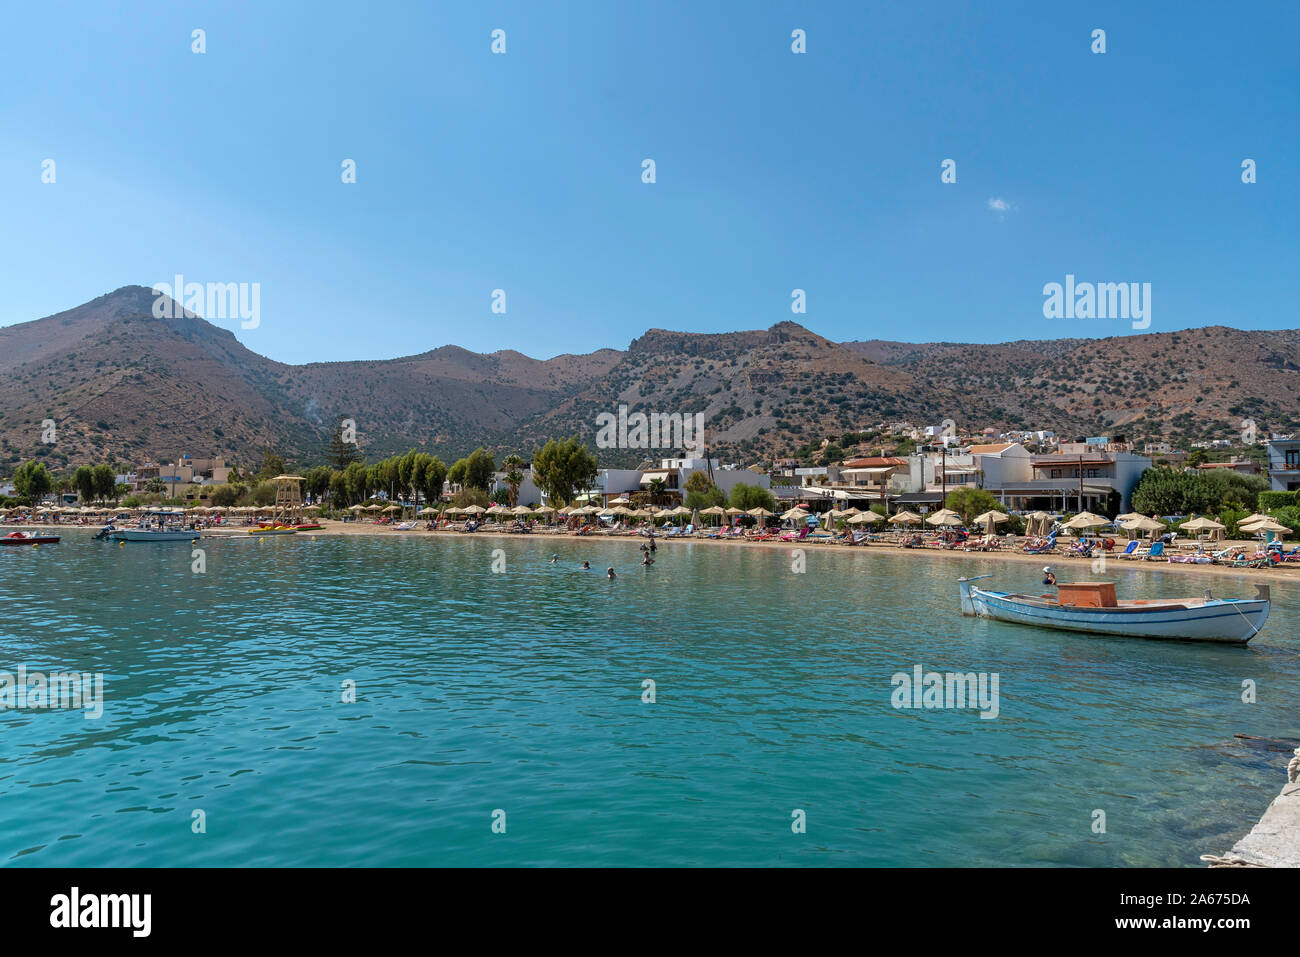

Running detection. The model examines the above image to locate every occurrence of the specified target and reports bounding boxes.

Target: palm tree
[647,477,668,506]
[502,454,526,506]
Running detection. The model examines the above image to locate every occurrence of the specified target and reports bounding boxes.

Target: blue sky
[2,1,1296,364]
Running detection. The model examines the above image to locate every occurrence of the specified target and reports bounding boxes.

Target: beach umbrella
[417,506,437,515]
[1062,511,1107,530]
[888,510,923,525]
[1180,515,1226,542]
[1121,516,1163,539]
[780,507,809,522]
[383,504,401,513]
[608,496,632,506]
[1240,518,1289,534]
[533,504,555,513]
[746,506,774,527]
[512,505,533,516]
[463,504,487,515]
[608,505,631,516]
[1115,512,1143,523]
[1024,510,1053,536]
[972,510,1009,534]
[848,511,882,525]
[926,508,963,527]
[700,505,726,526]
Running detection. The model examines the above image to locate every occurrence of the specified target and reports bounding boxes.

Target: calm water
[1,530,1296,867]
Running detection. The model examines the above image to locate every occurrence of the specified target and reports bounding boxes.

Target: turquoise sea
[1,530,1296,867]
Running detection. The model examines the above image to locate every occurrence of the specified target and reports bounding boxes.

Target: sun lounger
[1143,541,1165,560]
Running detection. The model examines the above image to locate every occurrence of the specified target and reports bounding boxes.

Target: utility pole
[940,443,947,509]
[1078,453,1084,513]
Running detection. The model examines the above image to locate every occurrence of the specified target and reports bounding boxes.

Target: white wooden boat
[958,576,1269,644]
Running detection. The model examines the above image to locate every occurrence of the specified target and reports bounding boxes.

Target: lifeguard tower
[271,475,305,525]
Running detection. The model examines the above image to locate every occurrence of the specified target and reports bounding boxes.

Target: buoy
[119,541,125,547]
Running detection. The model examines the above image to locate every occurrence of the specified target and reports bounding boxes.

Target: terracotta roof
[842,457,909,467]
[968,443,1014,455]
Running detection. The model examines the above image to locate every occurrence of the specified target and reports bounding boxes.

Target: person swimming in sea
[607,567,616,579]
[582,561,591,570]
[550,554,559,564]
[1042,566,1056,586]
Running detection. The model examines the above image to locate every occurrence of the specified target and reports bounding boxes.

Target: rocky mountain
[1,286,1296,473]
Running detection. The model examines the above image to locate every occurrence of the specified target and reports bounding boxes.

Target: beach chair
[1116,540,1140,559]
[1143,541,1165,560]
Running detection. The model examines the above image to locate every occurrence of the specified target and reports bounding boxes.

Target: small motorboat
[248,525,298,535]
[0,530,60,546]
[110,528,200,542]
[106,508,199,542]
[958,576,1270,644]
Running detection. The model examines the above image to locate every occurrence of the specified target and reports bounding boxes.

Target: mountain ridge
[2,286,1296,471]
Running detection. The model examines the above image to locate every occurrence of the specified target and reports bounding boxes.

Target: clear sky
[2,1,1296,364]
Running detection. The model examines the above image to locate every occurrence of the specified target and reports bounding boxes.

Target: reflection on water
[0,530,1295,866]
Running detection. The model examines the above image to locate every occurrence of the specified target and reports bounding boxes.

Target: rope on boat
[1226,599,1265,640]
[1199,853,1265,868]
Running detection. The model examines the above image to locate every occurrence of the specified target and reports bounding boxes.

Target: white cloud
[987,197,1012,212]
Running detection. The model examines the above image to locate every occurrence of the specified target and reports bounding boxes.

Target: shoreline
[24,518,1288,584]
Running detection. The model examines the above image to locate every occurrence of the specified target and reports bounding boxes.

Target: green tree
[73,465,95,503]
[645,477,669,505]
[728,483,776,512]
[457,448,495,490]
[343,461,369,504]
[327,415,362,469]
[684,485,726,510]
[944,487,1000,524]
[502,454,526,506]
[304,466,334,502]
[531,437,598,507]
[256,451,287,482]
[418,456,448,506]
[13,461,53,504]
[92,464,117,501]
[209,484,240,507]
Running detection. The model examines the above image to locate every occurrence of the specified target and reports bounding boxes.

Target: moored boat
[958,576,1269,644]
[0,530,60,546]
[104,508,199,542]
[248,525,298,535]
[110,528,200,542]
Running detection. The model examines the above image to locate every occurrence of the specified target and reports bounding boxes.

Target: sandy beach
[136,519,1299,584]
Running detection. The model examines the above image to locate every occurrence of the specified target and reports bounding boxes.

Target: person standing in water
[1042,567,1056,587]
[582,561,591,570]
[607,567,616,579]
